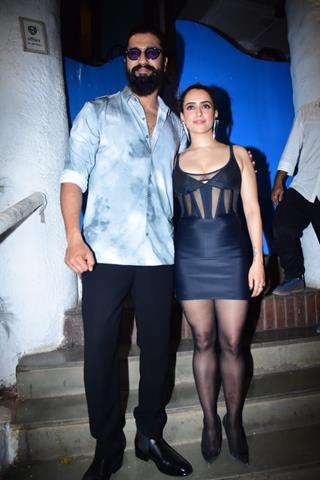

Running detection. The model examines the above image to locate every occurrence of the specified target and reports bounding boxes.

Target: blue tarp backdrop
[64,20,295,253]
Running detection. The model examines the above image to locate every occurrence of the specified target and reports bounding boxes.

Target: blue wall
[64,56,127,122]
[64,20,295,253]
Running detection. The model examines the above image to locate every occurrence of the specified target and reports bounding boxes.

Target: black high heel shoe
[222,414,249,464]
[201,414,222,463]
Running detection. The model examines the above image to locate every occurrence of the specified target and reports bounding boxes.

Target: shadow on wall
[210,84,233,143]
[0,297,15,338]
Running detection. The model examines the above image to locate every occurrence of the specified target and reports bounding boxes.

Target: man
[60,25,192,480]
[271,98,320,295]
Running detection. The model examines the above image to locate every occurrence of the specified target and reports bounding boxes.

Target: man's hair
[126,24,168,56]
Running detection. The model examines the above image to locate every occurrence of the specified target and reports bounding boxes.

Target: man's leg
[273,188,310,293]
[132,265,173,437]
[132,265,192,477]
[310,196,320,243]
[81,263,133,478]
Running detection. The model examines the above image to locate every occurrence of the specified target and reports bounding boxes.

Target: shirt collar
[122,86,170,117]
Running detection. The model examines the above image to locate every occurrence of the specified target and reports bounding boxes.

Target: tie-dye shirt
[61,86,187,265]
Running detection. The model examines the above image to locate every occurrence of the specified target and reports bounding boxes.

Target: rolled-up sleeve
[60,101,100,193]
[278,109,304,176]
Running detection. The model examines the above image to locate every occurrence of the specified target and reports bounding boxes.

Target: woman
[173,84,265,464]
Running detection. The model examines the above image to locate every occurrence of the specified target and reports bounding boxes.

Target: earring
[212,119,219,139]
[182,122,190,142]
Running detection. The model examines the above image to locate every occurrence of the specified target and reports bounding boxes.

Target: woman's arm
[234,146,265,297]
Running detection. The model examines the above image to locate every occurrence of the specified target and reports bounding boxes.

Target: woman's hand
[248,259,265,297]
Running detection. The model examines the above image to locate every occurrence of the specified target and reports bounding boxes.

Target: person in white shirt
[271,99,320,295]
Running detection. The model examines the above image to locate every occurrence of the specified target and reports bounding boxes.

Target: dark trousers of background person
[81,263,174,460]
[273,188,320,279]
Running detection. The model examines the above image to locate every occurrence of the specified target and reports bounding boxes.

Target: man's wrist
[276,170,287,181]
[66,230,83,243]
[274,173,287,189]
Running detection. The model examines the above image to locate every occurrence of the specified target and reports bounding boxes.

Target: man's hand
[271,184,284,206]
[271,170,287,206]
[65,238,95,274]
[246,149,256,172]
[60,183,95,274]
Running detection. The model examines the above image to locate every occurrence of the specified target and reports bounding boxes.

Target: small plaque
[19,17,49,55]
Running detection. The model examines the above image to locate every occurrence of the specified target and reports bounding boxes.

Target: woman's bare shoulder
[233,144,249,157]
[233,144,252,167]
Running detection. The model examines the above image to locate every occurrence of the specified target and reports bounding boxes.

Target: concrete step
[3,423,320,480]
[10,366,320,461]
[16,326,320,399]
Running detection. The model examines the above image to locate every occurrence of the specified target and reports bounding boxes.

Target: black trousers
[273,188,320,279]
[81,263,174,455]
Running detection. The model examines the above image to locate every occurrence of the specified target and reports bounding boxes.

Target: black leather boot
[135,431,193,476]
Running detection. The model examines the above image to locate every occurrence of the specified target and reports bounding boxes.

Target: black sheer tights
[182,298,249,451]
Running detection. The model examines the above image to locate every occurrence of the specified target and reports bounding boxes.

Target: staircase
[3,317,320,479]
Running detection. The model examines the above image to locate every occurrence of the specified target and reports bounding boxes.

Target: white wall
[286,0,320,111]
[285,0,320,288]
[0,0,77,385]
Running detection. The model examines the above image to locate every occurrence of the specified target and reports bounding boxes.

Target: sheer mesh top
[173,145,241,220]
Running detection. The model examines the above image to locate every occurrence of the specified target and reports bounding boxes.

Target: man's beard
[126,64,164,96]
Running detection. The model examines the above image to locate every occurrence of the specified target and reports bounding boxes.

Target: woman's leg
[181,299,221,459]
[215,299,249,461]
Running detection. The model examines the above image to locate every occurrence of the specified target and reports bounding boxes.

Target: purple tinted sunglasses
[125,47,162,61]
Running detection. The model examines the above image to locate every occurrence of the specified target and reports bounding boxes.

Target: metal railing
[0,192,47,236]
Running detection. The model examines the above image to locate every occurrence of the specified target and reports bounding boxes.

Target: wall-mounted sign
[19,17,48,54]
